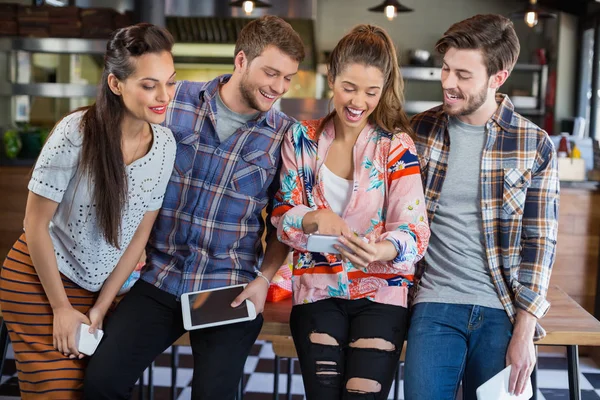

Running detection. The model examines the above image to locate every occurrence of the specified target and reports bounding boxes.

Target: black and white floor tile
[1,341,600,399]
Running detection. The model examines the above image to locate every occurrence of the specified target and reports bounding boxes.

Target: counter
[1,166,599,317]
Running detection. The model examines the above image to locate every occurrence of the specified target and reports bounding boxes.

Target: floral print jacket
[272,119,430,307]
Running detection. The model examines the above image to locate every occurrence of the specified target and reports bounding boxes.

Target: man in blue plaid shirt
[404,14,559,400]
[86,16,305,400]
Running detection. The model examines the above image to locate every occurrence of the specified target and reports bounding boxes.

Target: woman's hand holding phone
[303,209,352,236]
[336,234,398,269]
[53,305,91,359]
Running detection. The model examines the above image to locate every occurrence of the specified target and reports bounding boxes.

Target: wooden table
[535,286,600,400]
[259,286,600,400]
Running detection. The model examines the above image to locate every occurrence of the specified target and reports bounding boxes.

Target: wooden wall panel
[553,188,600,315]
[0,167,29,258]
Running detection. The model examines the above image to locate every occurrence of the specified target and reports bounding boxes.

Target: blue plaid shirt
[141,75,294,297]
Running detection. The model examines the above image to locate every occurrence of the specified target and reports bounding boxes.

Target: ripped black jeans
[290,297,408,400]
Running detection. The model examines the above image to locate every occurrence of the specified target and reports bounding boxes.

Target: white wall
[555,12,578,132]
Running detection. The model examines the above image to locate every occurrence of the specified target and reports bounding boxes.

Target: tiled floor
[1,341,600,399]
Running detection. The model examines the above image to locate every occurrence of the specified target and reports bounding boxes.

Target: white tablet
[476,365,533,400]
[180,284,257,331]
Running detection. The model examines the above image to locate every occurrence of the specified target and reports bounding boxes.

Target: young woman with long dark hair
[0,23,177,398]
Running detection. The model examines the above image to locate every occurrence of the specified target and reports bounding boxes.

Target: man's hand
[506,310,537,395]
[231,277,270,314]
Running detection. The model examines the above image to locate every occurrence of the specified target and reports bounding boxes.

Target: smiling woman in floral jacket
[271,24,430,400]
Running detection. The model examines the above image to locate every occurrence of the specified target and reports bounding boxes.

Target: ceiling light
[229,0,272,16]
[511,0,556,28]
[368,0,413,21]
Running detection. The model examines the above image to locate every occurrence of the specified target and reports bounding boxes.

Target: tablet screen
[186,285,249,327]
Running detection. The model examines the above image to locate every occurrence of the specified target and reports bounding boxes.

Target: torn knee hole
[316,360,339,375]
[349,338,395,351]
[346,377,381,393]
[309,332,339,346]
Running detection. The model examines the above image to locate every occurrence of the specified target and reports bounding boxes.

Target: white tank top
[322,163,354,216]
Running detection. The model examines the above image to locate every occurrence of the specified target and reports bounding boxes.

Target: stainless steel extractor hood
[165,0,316,20]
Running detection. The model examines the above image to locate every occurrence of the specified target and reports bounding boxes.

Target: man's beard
[444,84,488,117]
[239,71,264,112]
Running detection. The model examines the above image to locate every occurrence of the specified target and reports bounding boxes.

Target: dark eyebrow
[342,81,381,89]
[442,62,472,75]
[264,66,281,74]
[264,66,297,78]
[455,69,473,75]
[140,71,176,82]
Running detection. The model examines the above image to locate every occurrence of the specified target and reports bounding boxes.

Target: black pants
[84,280,263,400]
[290,298,408,400]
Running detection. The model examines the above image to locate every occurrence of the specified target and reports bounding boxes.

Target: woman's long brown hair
[78,23,173,248]
[319,24,413,138]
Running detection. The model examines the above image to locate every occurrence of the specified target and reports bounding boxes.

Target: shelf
[401,67,440,81]
[0,37,107,54]
[405,100,442,115]
[516,108,545,117]
[513,64,546,72]
[0,83,97,98]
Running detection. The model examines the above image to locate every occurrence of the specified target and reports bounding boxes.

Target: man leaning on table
[403,13,560,400]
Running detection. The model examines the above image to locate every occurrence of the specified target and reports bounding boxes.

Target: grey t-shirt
[215,89,259,143]
[28,111,176,292]
[414,117,503,309]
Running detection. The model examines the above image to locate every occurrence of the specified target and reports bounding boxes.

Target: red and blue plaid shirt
[141,75,294,296]
[411,94,560,340]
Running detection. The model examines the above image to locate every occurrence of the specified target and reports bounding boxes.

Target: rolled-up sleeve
[513,134,559,319]
[378,133,430,274]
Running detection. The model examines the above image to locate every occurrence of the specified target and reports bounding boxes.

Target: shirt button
[215,149,222,156]
[483,176,487,182]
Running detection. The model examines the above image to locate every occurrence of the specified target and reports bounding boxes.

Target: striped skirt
[0,234,97,399]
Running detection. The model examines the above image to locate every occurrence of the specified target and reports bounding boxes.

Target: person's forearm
[513,309,537,340]
[94,212,157,313]
[25,226,70,310]
[376,240,399,262]
[302,210,320,234]
[93,244,142,314]
[259,233,290,280]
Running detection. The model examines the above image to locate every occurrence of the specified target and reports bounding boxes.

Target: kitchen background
[1,0,600,369]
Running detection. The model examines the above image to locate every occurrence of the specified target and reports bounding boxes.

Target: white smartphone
[306,234,352,254]
[75,323,104,356]
[180,284,257,331]
[476,365,533,400]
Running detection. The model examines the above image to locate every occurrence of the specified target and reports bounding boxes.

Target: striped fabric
[0,234,96,399]
[410,94,560,340]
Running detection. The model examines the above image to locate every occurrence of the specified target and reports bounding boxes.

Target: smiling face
[441,47,494,118]
[236,45,300,113]
[330,63,384,133]
[110,50,176,125]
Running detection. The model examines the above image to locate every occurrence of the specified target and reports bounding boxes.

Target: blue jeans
[404,302,513,400]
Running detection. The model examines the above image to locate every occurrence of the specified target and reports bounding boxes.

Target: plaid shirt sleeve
[513,134,559,319]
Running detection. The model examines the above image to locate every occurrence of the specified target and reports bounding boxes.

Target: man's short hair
[436,14,520,75]
[234,15,305,64]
